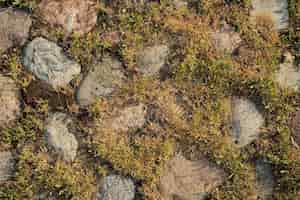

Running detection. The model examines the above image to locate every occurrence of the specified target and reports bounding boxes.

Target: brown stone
[291,111,300,146]
[159,154,226,200]
[38,0,98,36]
[0,8,32,52]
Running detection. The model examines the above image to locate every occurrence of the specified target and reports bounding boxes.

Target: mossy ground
[0,0,300,199]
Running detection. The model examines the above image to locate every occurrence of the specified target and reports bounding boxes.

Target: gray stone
[136,44,169,76]
[97,175,135,200]
[0,75,21,128]
[211,22,242,55]
[38,0,98,36]
[109,104,146,132]
[251,0,289,30]
[76,56,125,106]
[0,151,15,182]
[45,112,78,162]
[159,154,226,200]
[0,8,32,52]
[275,53,300,90]
[230,97,264,147]
[255,160,274,199]
[23,37,81,89]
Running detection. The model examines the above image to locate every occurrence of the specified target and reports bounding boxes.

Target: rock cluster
[23,37,81,89]
[0,75,21,128]
[0,8,32,52]
[159,154,226,200]
[45,112,78,162]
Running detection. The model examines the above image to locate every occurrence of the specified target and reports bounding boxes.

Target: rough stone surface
[275,53,300,90]
[255,160,274,199]
[230,97,264,147]
[211,22,242,55]
[38,0,98,35]
[251,0,289,30]
[45,112,78,162]
[291,110,300,146]
[159,154,226,200]
[0,151,15,182]
[23,37,81,89]
[109,104,146,132]
[0,75,21,128]
[0,8,32,52]
[97,175,135,200]
[136,45,169,76]
[76,56,125,106]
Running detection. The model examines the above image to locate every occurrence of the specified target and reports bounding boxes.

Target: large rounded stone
[251,0,289,30]
[159,154,226,200]
[38,0,98,35]
[0,151,15,182]
[136,44,169,77]
[0,8,32,52]
[76,56,125,106]
[45,112,78,162]
[0,75,21,128]
[23,37,81,89]
[230,97,264,147]
[97,175,135,200]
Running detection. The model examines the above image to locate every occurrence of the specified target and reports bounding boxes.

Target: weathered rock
[45,112,78,162]
[211,22,242,55]
[291,110,300,146]
[0,8,32,52]
[76,56,125,106]
[0,151,15,182]
[97,175,135,200]
[159,154,226,200]
[275,53,300,90]
[136,45,169,76]
[251,0,289,30]
[255,160,274,199]
[23,37,81,89]
[230,97,264,147]
[109,104,146,132]
[0,75,21,128]
[38,0,98,35]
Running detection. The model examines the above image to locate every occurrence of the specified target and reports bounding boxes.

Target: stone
[97,175,135,200]
[230,97,264,147]
[23,37,81,89]
[211,22,242,55]
[109,104,146,132]
[255,160,274,199]
[291,111,300,146]
[275,54,300,91]
[159,154,226,200]
[136,44,169,76]
[38,0,98,36]
[0,151,15,182]
[251,0,289,30]
[0,8,32,52]
[76,56,125,106]
[45,112,78,162]
[0,75,21,128]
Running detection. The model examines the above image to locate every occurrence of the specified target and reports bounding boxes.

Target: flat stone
[0,75,21,128]
[136,44,169,77]
[255,160,274,199]
[251,0,289,30]
[76,56,125,106]
[275,54,300,90]
[0,8,32,52]
[23,37,81,89]
[0,151,15,182]
[45,112,78,162]
[159,154,226,200]
[211,22,242,55]
[230,97,264,147]
[38,0,98,35]
[97,175,135,200]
